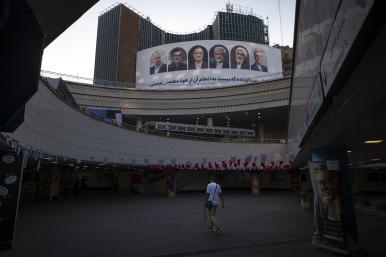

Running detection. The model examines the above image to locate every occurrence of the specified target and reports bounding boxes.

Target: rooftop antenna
[267,16,270,45]
[226,1,233,13]
[278,0,284,46]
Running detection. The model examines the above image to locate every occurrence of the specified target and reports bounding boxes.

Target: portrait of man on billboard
[188,45,208,70]
[231,46,250,69]
[317,168,343,222]
[209,45,229,69]
[150,50,167,75]
[251,49,268,72]
[309,161,346,251]
[168,47,187,72]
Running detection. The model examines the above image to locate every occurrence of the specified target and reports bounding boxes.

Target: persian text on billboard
[136,40,283,89]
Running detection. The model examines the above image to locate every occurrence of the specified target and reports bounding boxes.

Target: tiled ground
[2,190,385,257]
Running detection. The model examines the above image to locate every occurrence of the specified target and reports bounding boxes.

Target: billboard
[136,40,283,90]
[308,160,358,255]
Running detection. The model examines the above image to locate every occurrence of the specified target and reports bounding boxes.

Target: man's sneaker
[215,227,223,233]
[208,227,215,232]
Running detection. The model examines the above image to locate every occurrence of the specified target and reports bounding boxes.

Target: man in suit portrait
[150,50,167,75]
[251,49,268,72]
[188,46,208,70]
[168,48,187,71]
[209,46,229,68]
[231,46,249,69]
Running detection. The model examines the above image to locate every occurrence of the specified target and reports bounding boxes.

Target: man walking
[205,176,225,233]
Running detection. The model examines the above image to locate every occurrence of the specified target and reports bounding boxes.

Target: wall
[116,5,139,85]
[4,78,287,166]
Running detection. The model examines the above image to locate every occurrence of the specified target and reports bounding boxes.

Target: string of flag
[2,135,294,172]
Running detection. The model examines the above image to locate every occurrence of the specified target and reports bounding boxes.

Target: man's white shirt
[154,65,161,74]
[206,182,222,205]
[216,62,223,68]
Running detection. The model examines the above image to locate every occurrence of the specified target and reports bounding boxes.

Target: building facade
[93,3,269,86]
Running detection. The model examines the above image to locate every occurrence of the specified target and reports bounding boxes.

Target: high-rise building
[93,3,269,86]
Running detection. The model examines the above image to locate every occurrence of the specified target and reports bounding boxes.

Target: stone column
[207,117,213,127]
[115,113,122,125]
[136,117,142,131]
[250,173,260,195]
[49,166,60,200]
[258,123,264,142]
[166,172,176,198]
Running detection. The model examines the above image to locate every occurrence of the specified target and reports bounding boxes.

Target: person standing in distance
[205,176,225,233]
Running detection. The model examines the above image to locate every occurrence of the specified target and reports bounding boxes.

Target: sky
[41,0,295,79]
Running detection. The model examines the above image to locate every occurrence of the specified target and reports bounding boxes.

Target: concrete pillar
[136,117,142,131]
[115,113,122,125]
[258,123,264,142]
[49,166,60,200]
[207,117,213,127]
[166,173,176,198]
[250,173,261,195]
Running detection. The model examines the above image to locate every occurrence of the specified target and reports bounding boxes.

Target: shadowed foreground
[2,191,385,257]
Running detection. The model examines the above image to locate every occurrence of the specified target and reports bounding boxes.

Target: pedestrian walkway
[3,191,386,257]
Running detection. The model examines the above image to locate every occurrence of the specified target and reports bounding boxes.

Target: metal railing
[40,70,286,90]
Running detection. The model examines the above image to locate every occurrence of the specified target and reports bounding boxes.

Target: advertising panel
[136,40,283,89]
[0,149,24,251]
[308,159,357,255]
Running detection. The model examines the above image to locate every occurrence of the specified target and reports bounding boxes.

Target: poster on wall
[136,40,283,89]
[0,149,24,251]
[308,161,351,254]
[296,75,324,145]
[320,0,374,96]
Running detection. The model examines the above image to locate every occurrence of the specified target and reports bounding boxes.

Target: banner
[136,40,283,89]
[308,161,350,254]
[0,149,24,251]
